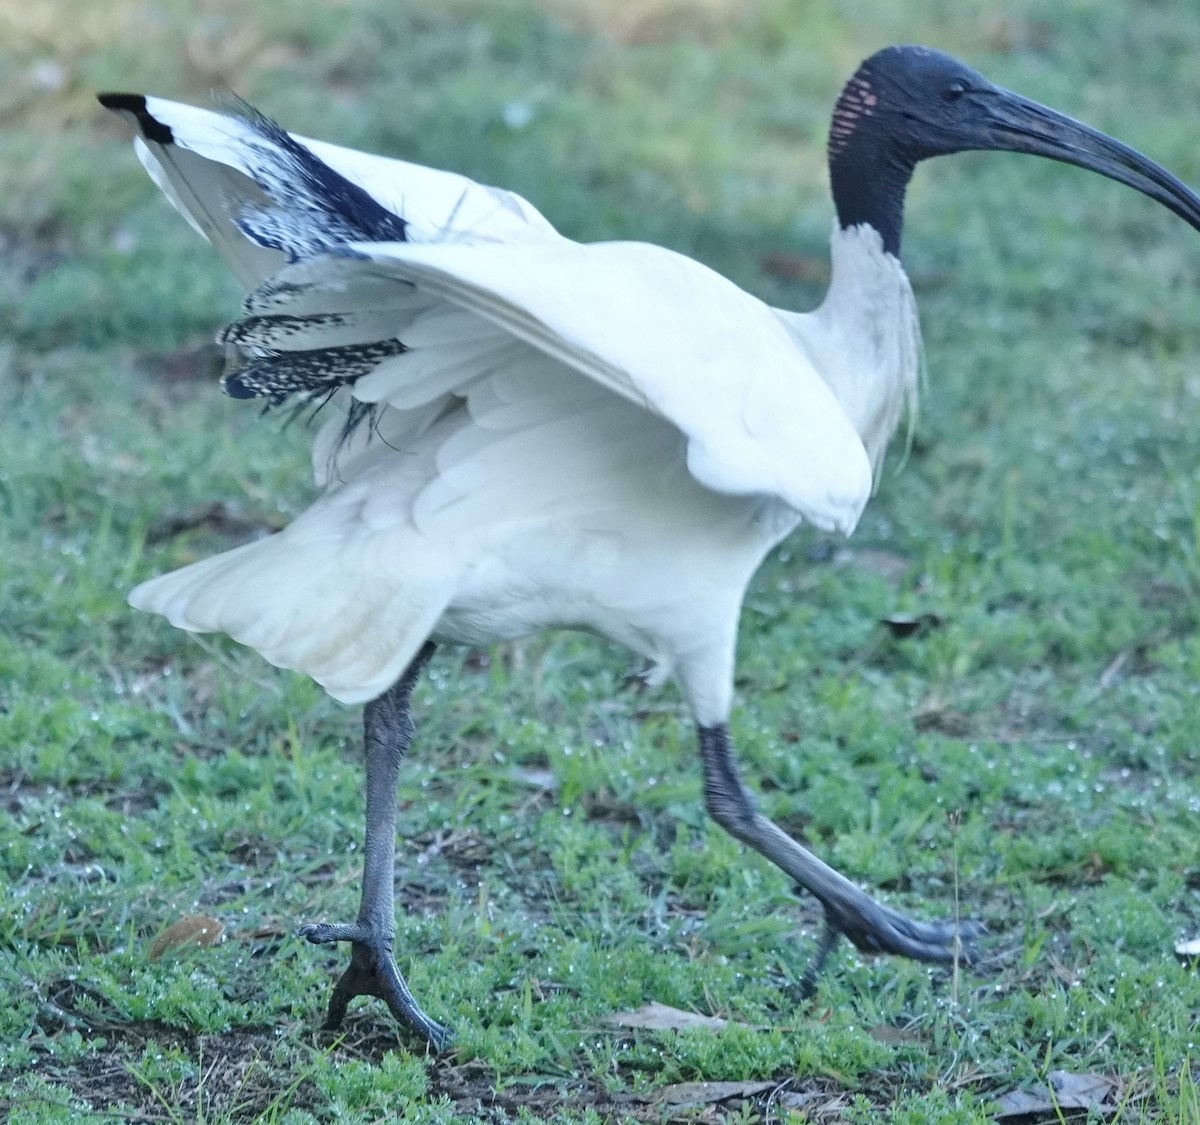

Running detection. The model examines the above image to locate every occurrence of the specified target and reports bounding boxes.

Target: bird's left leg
[698,724,983,990]
[299,643,451,1049]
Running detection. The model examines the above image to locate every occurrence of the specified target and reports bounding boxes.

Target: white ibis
[100,45,1200,1049]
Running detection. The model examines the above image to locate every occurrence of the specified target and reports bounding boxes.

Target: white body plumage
[116,97,921,727]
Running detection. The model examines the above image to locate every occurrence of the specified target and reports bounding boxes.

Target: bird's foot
[795,889,986,998]
[299,921,452,1050]
[833,897,986,962]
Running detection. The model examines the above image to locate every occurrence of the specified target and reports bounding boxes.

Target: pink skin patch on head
[829,75,879,153]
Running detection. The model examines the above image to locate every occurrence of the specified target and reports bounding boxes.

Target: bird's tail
[130,496,461,705]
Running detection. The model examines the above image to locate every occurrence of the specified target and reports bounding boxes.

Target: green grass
[2,0,1199,1120]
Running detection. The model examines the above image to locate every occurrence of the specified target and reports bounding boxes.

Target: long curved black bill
[986,90,1200,233]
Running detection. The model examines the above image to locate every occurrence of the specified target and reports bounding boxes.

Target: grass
[1,0,1199,1120]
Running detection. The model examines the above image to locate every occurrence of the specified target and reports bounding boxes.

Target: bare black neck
[827,71,916,258]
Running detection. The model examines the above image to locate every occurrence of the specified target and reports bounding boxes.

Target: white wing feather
[112,96,558,288]
[130,448,466,703]
[343,239,873,533]
[116,97,878,713]
[108,96,871,531]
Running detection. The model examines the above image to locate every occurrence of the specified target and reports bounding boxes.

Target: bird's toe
[299,921,366,946]
[301,918,452,1049]
[829,898,984,964]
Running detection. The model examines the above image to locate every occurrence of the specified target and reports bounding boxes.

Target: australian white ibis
[100,45,1200,1049]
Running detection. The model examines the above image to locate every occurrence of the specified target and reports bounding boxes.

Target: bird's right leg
[299,643,451,1049]
[698,724,983,993]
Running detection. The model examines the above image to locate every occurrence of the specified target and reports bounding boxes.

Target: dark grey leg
[699,725,982,988]
[300,643,450,1049]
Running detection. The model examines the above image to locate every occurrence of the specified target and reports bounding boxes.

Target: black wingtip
[97,92,174,145]
[97,92,141,110]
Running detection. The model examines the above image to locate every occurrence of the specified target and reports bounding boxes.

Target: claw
[796,922,842,999]
[833,899,986,963]
[300,921,453,1050]
[792,883,988,995]
[837,908,983,961]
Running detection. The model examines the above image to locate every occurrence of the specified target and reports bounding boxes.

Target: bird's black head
[830,44,1200,256]
[830,46,995,166]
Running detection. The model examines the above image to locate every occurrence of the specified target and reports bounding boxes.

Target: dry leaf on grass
[604,1001,739,1032]
[994,1070,1120,1121]
[148,914,224,960]
[647,1080,775,1107]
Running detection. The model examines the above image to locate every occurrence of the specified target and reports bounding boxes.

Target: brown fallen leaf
[994,1070,1119,1122]
[648,1080,775,1108]
[604,1001,736,1032]
[148,914,225,961]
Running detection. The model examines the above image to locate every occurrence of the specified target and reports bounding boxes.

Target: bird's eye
[943,79,968,102]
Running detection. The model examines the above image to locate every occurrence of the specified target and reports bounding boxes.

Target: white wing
[113,95,874,707]
[102,93,871,529]
[131,336,757,706]
[220,237,873,532]
[339,238,874,534]
[102,95,558,287]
